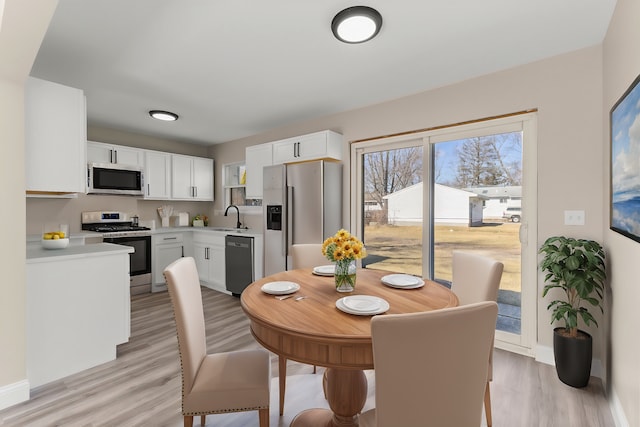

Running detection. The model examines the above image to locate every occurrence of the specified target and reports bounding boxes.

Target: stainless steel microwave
[87,162,144,196]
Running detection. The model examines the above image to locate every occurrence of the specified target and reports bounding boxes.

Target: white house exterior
[464,185,522,219]
[384,183,485,226]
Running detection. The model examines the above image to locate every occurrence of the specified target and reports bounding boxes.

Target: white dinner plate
[312,265,336,276]
[261,281,300,295]
[381,274,425,289]
[336,295,389,315]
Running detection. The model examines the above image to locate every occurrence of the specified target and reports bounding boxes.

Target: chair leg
[279,356,287,416]
[484,381,492,427]
[184,415,193,427]
[258,407,269,427]
[322,369,328,400]
[200,415,206,426]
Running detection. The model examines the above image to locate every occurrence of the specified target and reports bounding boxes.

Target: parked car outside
[503,207,522,223]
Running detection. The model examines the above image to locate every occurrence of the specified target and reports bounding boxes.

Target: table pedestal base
[291,368,367,427]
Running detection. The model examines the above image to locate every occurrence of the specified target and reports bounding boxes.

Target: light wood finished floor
[0,288,615,426]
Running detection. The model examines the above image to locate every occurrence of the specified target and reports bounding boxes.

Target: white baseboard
[0,380,29,411]
[535,344,603,379]
[609,389,630,427]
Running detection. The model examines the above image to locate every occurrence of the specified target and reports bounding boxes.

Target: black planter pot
[553,327,592,388]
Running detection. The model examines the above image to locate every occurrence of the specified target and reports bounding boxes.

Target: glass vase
[335,259,356,292]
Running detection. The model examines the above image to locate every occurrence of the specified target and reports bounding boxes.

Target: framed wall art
[611,73,640,243]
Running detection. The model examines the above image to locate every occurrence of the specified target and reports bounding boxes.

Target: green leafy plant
[539,236,606,338]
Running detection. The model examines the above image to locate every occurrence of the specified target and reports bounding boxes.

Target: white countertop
[152,226,263,238]
[27,242,134,263]
[26,231,103,243]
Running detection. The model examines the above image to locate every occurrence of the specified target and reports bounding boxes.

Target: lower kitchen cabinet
[152,232,188,292]
[26,244,132,388]
[193,233,226,293]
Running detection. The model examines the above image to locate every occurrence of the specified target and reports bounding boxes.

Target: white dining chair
[359,301,499,427]
[451,250,504,427]
[163,257,271,427]
[290,243,329,269]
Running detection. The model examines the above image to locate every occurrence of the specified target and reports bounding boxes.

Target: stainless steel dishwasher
[225,235,255,296]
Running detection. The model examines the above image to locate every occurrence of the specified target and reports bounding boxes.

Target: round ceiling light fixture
[149,110,179,121]
[331,6,382,44]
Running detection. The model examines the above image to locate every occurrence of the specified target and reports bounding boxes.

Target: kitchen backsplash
[26,194,262,235]
[26,194,214,235]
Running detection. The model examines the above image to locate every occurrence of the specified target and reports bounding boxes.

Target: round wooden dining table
[240,267,458,427]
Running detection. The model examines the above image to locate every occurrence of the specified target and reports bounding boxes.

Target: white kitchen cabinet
[245,143,273,199]
[26,244,132,388]
[87,141,144,167]
[25,77,86,194]
[272,130,342,164]
[171,154,214,201]
[152,232,186,292]
[193,233,226,293]
[144,150,171,199]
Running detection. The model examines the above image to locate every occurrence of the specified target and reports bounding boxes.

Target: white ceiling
[30,0,616,146]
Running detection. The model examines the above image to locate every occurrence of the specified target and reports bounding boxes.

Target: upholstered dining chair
[276,243,327,415]
[359,301,499,427]
[163,257,270,427]
[451,250,504,427]
[290,243,329,269]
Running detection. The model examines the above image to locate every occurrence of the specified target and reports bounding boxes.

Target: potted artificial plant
[539,236,606,388]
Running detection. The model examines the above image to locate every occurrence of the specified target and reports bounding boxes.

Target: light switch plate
[564,210,585,226]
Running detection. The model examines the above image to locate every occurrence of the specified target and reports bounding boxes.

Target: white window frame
[350,112,538,356]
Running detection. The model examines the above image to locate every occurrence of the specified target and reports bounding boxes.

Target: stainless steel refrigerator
[263,160,342,275]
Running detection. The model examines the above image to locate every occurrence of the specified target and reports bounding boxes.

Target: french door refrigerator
[263,160,342,276]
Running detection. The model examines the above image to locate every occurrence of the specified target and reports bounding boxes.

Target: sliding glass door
[351,113,537,354]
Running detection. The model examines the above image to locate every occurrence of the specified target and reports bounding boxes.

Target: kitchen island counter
[26,242,132,388]
[27,242,133,262]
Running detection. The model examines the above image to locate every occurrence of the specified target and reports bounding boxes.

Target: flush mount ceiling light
[149,110,179,121]
[331,6,382,44]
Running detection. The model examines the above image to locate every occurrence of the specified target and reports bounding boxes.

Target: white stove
[81,211,151,237]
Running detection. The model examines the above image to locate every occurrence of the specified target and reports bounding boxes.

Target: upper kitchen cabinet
[245,143,273,199]
[171,154,214,201]
[272,130,343,164]
[25,77,86,195]
[144,150,171,200]
[87,141,144,167]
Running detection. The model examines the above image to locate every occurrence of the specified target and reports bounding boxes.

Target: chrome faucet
[224,204,241,229]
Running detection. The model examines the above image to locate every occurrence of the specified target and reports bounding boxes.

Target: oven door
[103,235,152,293]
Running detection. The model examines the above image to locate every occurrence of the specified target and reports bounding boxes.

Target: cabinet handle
[109,149,114,163]
[114,150,118,164]
[205,247,209,260]
[163,237,177,241]
[181,246,184,257]
[147,183,150,195]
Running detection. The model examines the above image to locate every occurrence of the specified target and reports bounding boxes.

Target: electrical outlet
[564,210,585,226]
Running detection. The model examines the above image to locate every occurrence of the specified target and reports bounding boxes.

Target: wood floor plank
[0,288,615,426]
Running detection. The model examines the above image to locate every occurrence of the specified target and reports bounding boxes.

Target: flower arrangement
[322,229,367,291]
